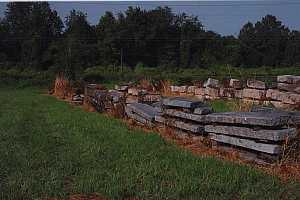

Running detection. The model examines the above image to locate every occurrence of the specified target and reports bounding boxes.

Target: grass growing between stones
[0,87,300,200]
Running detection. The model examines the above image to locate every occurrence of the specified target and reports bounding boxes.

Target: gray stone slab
[205,125,297,141]
[243,88,266,100]
[125,107,153,126]
[164,109,207,123]
[266,89,300,105]
[205,112,290,127]
[209,133,282,154]
[204,78,220,88]
[277,83,300,93]
[229,79,242,89]
[193,107,212,115]
[127,103,161,121]
[162,97,205,109]
[155,116,204,133]
[108,90,125,103]
[247,80,266,90]
[277,75,300,84]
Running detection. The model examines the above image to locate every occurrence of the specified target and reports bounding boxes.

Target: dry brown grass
[159,80,173,96]
[53,73,73,100]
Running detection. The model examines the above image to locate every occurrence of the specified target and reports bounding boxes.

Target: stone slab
[234,89,243,99]
[141,94,161,103]
[277,75,300,84]
[209,133,282,154]
[229,79,242,89]
[277,83,300,94]
[205,125,297,141]
[114,85,129,91]
[179,86,187,93]
[125,107,153,127]
[127,103,160,121]
[204,78,220,88]
[243,88,266,100]
[187,86,196,94]
[164,109,207,123]
[126,96,139,104]
[194,107,213,115]
[205,112,290,127]
[219,88,235,98]
[266,89,300,105]
[155,116,204,133]
[205,88,219,98]
[170,86,181,93]
[247,79,266,90]
[194,88,205,96]
[162,97,205,109]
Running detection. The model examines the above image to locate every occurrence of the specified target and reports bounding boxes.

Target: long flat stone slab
[127,103,161,121]
[242,88,266,100]
[209,133,282,154]
[164,109,207,123]
[277,75,300,84]
[155,116,204,133]
[205,125,297,141]
[205,112,289,127]
[162,97,205,109]
[277,83,300,93]
[125,107,153,126]
[266,89,300,105]
[247,80,266,90]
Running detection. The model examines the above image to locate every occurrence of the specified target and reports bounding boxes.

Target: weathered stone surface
[108,90,125,103]
[270,101,293,110]
[247,79,266,90]
[187,86,196,94]
[250,106,276,113]
[204,78,220,88]
[229,79,242,89]
[266,89,300,105]
[194,87,205,95]
[128,88,147,96]
[162,97,205,109]
[243,88,266,100]
[205,125,296,141]
[277,75,300,84]
[170,86,180,93]
[205,112,290,127]
[127,103,161,121]
[126,95,139,104]
[164,109,207,123]
[209,133,282,154]
[205,88,219,99]
[219,88,235,98]
[194,107,212,115]
[234,89,243,99]
[114,85,128,91]
[289,112,300,126]
[152,101,163,113]
[125,107,153,127]
[155,116,204,133]
[179,86,187,93]
[141,94,161,103]
[277,83,300,93]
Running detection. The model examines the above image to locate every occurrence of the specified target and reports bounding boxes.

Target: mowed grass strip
[0,88,299,200]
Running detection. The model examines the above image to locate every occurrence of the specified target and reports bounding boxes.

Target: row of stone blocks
[169,75,300,107]
[125,97,299,163]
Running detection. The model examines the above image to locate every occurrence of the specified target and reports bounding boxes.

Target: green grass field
[1,87,300,200]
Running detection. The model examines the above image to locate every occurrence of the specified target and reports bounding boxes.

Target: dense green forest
[0,2,300,74]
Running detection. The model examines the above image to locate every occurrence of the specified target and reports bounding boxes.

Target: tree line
[0,2,300,73]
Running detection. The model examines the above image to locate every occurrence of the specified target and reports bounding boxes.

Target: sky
[0,1,300,36]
